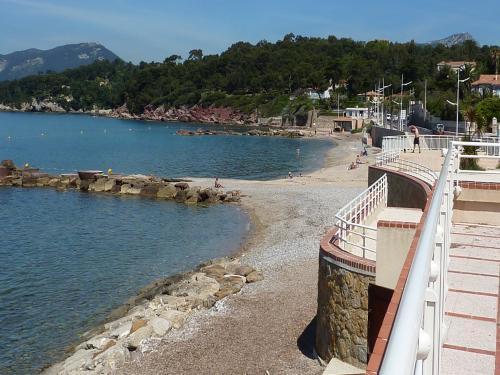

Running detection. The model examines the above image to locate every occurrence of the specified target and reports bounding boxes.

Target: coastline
[116,132,375,374]
[11,131,370,374]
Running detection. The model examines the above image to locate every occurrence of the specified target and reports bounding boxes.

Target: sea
[0,112,332,373]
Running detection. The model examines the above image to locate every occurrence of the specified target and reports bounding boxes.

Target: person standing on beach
[409,125,420,153]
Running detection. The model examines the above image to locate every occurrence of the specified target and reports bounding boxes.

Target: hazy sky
[1,0,498,63]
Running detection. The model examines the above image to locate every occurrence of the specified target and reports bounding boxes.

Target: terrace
[317,134,500,375]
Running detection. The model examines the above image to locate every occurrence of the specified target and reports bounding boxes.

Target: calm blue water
[0,112,331,179]
[0,112,331,373]
[0,188,249,373]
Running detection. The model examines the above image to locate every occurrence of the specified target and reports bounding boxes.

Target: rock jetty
[176,127,306,137]
[0,160,240,205]
[43,259,264,374]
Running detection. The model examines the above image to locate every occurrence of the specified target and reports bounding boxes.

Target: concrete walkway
[441,223,500,375]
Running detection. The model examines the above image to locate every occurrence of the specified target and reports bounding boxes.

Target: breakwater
[0,160,240,205]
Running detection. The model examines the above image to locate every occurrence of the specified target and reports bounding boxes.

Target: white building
[345,107,369,119]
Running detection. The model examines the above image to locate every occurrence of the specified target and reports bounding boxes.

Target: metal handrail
[334,174,387,258]
[375,151,437,186]
[379,145,454,375]
[382,135,500,154]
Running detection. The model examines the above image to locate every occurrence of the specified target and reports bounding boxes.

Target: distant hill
[427,33,475,47]
[0,43,120,81]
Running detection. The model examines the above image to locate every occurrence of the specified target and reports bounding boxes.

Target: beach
[118,133,374,374]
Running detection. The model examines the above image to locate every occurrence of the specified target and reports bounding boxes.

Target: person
[288,171,293,179]
[362,147,368,157]
[409,125,421,153]
[348,161,357,170]
[214,177,224,188]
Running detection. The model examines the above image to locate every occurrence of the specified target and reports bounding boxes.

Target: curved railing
[333,174,387,259]
[382,134,500,155]
[375,150,438,187]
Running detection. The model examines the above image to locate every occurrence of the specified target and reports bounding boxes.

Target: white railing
[454,141,500,183]
[333,174,387,259]
[375,150,438,186]
[382,134,500,154]
[379,145,456,375]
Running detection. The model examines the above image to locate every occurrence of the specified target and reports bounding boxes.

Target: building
[345,107,369,119]
[471,74,500,96]
[436,60,476,72]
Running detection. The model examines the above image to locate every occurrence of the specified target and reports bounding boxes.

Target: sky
[0,0,498,63]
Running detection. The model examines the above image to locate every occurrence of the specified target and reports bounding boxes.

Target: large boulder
[185,187,201,204]
[150,317,171,337]
[126,325,153,351]
[140,183,160,198]
[199,188,219,203]
[168,273,220,301]
[201,264,228,281]
[246,270,264,283]
[90,178,107,192]
[157,184,177,199]
[95,343,131,372]
[104,179,118,192]
[234,265,255,277]
[159,309,187,329]
[174,189,187,203]
[174,182,189,190]
[215,275,245,299]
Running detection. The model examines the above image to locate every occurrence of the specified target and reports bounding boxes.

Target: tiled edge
[377,220,418,229]
[365,182,434,374]
[443,344,495,356]
[445,311,496,323]
[459,181,500,190]
[449,254,500,263]
[319,228,376,276]
[448,288,497,298]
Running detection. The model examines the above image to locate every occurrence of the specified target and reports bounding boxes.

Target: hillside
[427,33,475,47]
[0,35,497,121]
[0,43,120,81]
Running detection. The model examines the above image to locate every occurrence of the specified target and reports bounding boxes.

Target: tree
[188,49,203,61]
[476,97,500,129]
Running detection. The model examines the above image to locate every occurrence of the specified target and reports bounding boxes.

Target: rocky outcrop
[176,127,306,138]
[43,259,263,375]
[0,160,241,205]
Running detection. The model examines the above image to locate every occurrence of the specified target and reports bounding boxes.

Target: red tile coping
[459,181,500,190]
[450,254,500,263]
[377,220,418,229]
[448,270,500,278]
[445,311,496,323]
[319,228,376,275]
[443,344,495,356]
[448,288,498,298]
[365,179,434,374]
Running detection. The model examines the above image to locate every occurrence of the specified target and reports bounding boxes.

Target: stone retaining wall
[316,230,375,368]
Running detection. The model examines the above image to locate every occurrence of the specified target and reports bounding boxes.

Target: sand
[119,133,376,375]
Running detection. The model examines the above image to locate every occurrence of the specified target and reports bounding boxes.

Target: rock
[140,183,160,198]
[201,264,228,281]
[234,265,255,277]
[108,321,132,339]
[104,179,117,192]
[199,188,219,203]
[62,348,98,373]
[79,180,91,191]
[174,182,189,190]
[150,317,171,337]
[159,309,187,329]
[95,343,130,371]
[1,159,16,169]
[130,318,148,334]
[185,186,201,204]
[215,275,245,299]
[174,189,187,202]
[154,295,193,312]
[157,184,177,199]
[246,270,264,283]
[90,178,106,192]
[76,336,113,351]
[168,273,220,300]
[126,325,153,350]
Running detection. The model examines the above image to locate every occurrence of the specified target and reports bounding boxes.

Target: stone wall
[316,248,375,368]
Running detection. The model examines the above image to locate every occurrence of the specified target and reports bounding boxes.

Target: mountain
[0,43,120,81]
[427,33,475,47]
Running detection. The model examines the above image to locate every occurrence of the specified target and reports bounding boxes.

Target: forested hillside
[0,34,497,118]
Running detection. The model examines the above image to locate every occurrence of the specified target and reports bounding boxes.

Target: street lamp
[399,74,412,131]
[392,100,401,130]
[377,79,392,128]
[446,70,470,136]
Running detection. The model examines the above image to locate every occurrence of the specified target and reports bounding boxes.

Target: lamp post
[399,74,412,131]
[377,79,392,128]
[446,69,470,136]
[392,100,401,130]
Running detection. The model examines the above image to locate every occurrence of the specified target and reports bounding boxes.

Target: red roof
[472,74,500,86]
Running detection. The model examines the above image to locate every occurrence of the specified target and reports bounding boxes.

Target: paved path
[441,223,500,375]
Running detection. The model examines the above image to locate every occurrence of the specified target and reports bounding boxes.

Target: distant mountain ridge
[0,43,120,81]
[427,33,475,47]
